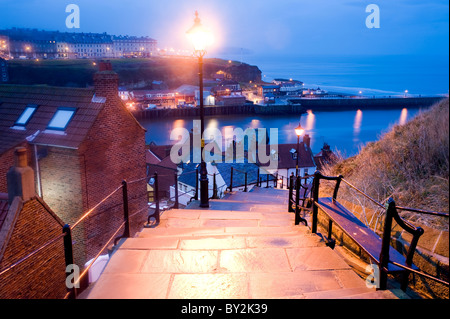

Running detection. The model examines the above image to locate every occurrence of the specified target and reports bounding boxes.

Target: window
[15,105,38,126]
[47,107,76,130]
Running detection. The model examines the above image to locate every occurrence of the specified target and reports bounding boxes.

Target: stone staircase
[84,187,410,299]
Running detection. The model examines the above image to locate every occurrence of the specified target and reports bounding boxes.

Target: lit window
[47,107,76,130]
[15,105,38,126]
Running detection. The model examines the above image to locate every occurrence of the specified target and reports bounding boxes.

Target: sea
[141,53,448,157]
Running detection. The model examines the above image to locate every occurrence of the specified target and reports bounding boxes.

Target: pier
[133,96,444,119]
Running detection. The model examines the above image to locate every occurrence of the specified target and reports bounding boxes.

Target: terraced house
[0,62,148,270]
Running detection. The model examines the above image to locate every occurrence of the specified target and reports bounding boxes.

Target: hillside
[5,57,262,89]
[326,98,449,229]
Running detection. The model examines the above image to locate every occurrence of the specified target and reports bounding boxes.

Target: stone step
[138,225,306,238]
[302,287,387,299]
[126,232,323,251]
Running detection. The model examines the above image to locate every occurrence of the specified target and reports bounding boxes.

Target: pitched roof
[260,143,315,169]
[0,85,104,154]
[146,149,161,165]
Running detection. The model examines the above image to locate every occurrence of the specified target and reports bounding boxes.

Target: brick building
[0,62,148,267]
[0,148,67,299]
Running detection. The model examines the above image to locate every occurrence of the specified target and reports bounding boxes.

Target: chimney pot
[15,147,28,167]
[94,61,119,99]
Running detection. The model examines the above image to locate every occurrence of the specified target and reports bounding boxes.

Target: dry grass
[323,98,449,230]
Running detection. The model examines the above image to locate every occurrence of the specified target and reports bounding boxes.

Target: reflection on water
[142,107,423,157]
[304,109,316,131]
[399,108,408,126]
[353,109,363,142]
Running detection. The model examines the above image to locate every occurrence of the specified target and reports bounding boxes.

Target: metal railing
[145,166,281,225]
[0,177,147,299]
[287,173,315,226]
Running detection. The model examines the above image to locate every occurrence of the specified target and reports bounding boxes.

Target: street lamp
[295,123,305,177]
[187,11,213,208]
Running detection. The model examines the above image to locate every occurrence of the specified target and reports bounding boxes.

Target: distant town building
[258,84,280,100]
[273,78,304,96]
[0,28,157,59]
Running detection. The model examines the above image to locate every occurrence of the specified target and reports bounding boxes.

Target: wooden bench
[311,172,424,291]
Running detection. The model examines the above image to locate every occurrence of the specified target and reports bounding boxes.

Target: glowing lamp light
[186,11,213,53]
[295,124,305,137]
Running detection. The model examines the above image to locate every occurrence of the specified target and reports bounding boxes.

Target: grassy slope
[327,98,449,228]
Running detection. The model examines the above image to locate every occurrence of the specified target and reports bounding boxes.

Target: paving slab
[286,247,352,271]
[180,237,247,250]
[220,248,292,272]
[168,274,249,299]
[86,273,171,299]
[141,250,219,273]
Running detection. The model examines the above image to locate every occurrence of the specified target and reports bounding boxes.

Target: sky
[0,0,448,94]
[0,0,448,58]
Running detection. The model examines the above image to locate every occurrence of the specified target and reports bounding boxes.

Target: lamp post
[187,11,212,208]
[295,123,305,177]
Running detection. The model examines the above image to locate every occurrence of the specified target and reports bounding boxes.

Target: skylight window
[15,105,38,126]
[47,107,76,130]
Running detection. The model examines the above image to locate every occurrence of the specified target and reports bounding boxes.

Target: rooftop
[0,85,104,153]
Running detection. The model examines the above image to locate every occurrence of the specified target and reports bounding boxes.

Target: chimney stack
[303,134,311,148]
[93,60,119,100]
[7,147,35,204]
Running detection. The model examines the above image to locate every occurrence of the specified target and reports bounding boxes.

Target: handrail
[390,261,450,287]
[340,178,385,209]
[70,220,126,295]
[71,184,123,230]
[396,206,449,217]
[341,178,448,217]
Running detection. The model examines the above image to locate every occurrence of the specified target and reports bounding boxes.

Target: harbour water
[232,54,450,97]
[141,53,446,158]
[141,106,425,157]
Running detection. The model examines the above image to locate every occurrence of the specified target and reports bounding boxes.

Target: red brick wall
[37,146,86,265]
[78,71,147,262]
[0,197,67,299]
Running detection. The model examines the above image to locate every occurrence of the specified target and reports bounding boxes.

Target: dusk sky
[1,0,448,58]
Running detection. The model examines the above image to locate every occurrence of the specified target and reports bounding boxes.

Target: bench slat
[316,197,417,272]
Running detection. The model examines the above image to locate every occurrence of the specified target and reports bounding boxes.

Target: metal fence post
[257,169,260,187]
[212,173,218,199]
[379,198,395,290]
[311,171,320,233]
[122,180,130,238]
[288,174,294,212]
[174,172,179,209]
[244,172,248,192]
[230,167,233,192]
[295,175,301,225]
[154,172,160,224]
[63,224,77,299]
[194,168,199,200]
